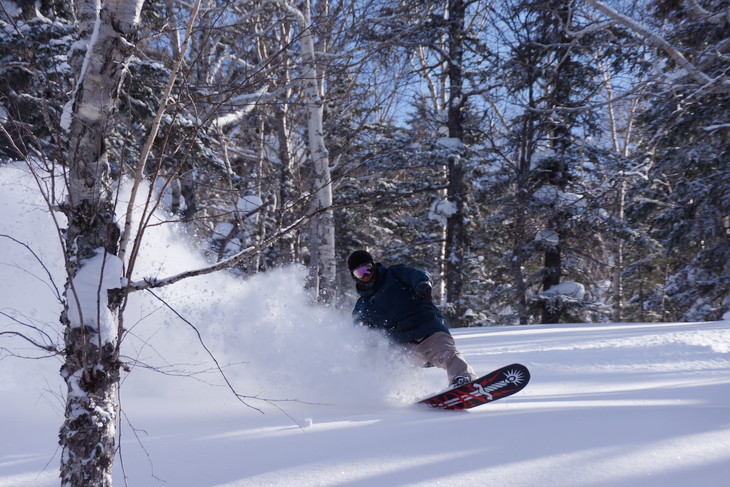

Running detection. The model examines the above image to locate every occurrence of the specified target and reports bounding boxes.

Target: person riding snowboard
[347,250,478,388]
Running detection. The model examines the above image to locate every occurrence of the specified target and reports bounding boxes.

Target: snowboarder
[348,250,478,388]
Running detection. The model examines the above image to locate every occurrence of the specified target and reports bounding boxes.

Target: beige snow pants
[403,332,477,384]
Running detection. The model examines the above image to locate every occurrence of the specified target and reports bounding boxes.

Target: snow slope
[1,163,729,487]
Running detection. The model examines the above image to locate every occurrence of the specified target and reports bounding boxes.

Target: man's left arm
[391,264,433,302]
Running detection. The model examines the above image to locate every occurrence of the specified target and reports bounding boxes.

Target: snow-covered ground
[1,163,729,486]
[3,320,729,487]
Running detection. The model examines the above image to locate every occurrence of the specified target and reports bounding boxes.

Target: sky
[1,162,729,487]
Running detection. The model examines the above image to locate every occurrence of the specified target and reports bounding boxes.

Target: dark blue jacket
[352,263,449,343]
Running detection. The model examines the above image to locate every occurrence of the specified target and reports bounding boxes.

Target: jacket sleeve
[389,264,432,291]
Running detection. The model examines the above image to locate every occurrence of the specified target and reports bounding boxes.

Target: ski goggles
[352,263,374,280]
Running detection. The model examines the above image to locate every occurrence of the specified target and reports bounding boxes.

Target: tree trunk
[59,1,143,485]
[612,181,626,321]
[444,0,467,325]
[540,1,572,325]
[540,232,562,323]
[295,0,336,302]
[512,170,531,325]
[275,102,297,264]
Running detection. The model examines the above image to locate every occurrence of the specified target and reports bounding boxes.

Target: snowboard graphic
[417,363,530,410]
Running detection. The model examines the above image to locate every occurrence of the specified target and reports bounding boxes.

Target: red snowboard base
[417,363,530,410]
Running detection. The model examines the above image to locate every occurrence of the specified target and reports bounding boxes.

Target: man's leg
[406,332,477,384]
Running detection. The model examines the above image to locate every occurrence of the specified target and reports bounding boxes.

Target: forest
[2,0,728,326]
[0,2,728,484]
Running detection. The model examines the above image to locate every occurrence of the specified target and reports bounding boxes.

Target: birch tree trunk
[600,61,642,322]
[304,1,335,302]
[59,1,143,485]
[276,0,336,301]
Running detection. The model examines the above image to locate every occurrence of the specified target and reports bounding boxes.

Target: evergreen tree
[629,0,730,320]
[0,1,73,160]
[475,0,647,324]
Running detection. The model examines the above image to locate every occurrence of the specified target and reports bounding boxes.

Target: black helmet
[347,250,374,271]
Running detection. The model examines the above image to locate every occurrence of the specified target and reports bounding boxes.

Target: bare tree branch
[125,213,308,292]
[0,308,60,355]
[118,0,204,265]
[145,289,326,421]
[0,234,63,302]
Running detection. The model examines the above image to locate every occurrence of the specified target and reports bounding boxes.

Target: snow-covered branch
[684,0,730,24]
[211,83,309,128]
[584,0,714,86]
[702,123,730,132]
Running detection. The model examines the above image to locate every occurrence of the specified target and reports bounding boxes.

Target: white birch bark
[272,0,336,301]
[59,1,144,485]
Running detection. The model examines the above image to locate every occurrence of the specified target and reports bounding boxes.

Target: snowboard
[417,363,530,410]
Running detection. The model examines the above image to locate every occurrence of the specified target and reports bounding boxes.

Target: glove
[415,282,433,303]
